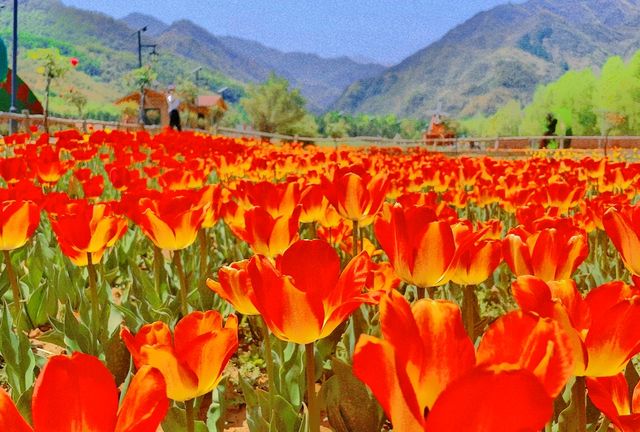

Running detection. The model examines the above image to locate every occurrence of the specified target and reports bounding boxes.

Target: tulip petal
[424,368,553,432]
[138,345,199,402]
[0,388,32,432]
[604,209,640,276]
[174,312,239,396]
[32,352,119,432]
[115,366,169,432]
[584,296,640,377]
[586,373,630,431]
[249,255,324,344]
[477,310,574,397]
[353,335,424,431]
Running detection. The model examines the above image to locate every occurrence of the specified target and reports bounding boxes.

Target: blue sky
[60,0,521,64]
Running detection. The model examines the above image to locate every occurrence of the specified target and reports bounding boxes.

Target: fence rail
[1,111,638,156]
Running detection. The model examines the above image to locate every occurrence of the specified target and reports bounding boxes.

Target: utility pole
[9,0,18,134]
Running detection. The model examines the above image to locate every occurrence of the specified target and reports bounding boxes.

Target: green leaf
[162,405,208,432]
[0,305,37,396]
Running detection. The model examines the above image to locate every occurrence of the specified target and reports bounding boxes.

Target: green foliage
[124,65,158,91]
[459,49,640,137]
[0,38,7,82]
[64,87,88,118]
[241,74,317,136]
[318,111,427,139]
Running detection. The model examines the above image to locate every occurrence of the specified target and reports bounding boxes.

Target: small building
[114,90,227,128]
[194,94,227,128]
[115,89,169,126]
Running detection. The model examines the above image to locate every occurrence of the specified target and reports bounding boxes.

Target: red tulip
[121,311,238,401]
[323,165,388,224]
[248,239,373,344]
[587,373,640,431]
[0,352,168,432]
[375,203,455,288]
[512,276,640,377]
[503,219,588,282]
[49,201,127,266]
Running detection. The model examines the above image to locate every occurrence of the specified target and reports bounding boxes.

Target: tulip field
[2,128,640,431]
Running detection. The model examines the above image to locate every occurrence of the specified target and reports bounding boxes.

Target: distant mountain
[0,1,385,114]
[120,14,385,111]
[218,36,385,111]
[333,0,640,117]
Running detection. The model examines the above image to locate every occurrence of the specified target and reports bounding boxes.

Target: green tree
[241,73,317,136]
[64,87,88,119]
[124,64,158,125]
[28,48,73,132]
[486,99,522,137]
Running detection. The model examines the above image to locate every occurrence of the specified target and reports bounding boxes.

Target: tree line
[459,51,640,137]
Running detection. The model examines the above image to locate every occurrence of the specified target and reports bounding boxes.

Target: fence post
[23,111,31,134]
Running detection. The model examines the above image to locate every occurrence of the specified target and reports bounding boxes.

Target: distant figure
[167,84,181,131]
[540,113,557,149]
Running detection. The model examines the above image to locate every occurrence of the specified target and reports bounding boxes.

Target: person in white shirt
[166,84,182,131]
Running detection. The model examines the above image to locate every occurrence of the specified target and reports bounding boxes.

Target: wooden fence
[0,111,637,157]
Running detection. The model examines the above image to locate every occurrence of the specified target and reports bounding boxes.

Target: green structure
[0,39,7,82]
[0,38,43,113]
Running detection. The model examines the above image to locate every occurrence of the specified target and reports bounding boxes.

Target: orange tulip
[123,190,207,250]
[241,180,300,218]
[375,203,455,288]
[0,352,168,432]
[206,259,259,315]
[0,196,40,251]
[241,205,301,258]
[248,239,373,344]
[446,230,502,286]
[587,373,640,431]
[476,310,574,397]
[353,290,568,430]
[512,276,640,377]
[121,310,238,401]
[49,201,128,266]
[503,219,588,282]
[323,165,388,224]
[603,206,640,277]
[353,290,476,430]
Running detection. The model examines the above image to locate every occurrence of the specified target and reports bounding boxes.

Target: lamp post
[9,0,18,134]
[135,26,147,68]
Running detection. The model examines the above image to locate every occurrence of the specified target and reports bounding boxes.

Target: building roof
[196,94,227,111]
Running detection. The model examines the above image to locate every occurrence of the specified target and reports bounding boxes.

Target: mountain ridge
[332,0,640,117]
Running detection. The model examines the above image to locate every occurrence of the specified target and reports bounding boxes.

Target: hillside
[218,36,385,111]
[0,1,385,116]
[332,0,640,117]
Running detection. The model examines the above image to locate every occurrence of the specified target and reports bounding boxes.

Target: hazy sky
[60,0,521,64]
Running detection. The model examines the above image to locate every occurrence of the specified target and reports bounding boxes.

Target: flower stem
[173,249,189,316]
[87,252,100,340]
[305,342,320,432]
[573,376,586,432]
[153,245,163,297]
[352,220,359,257]
[3,250,22,327]
[462,284,479,341]
[185,398,195,432]
[261,317,277,421]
